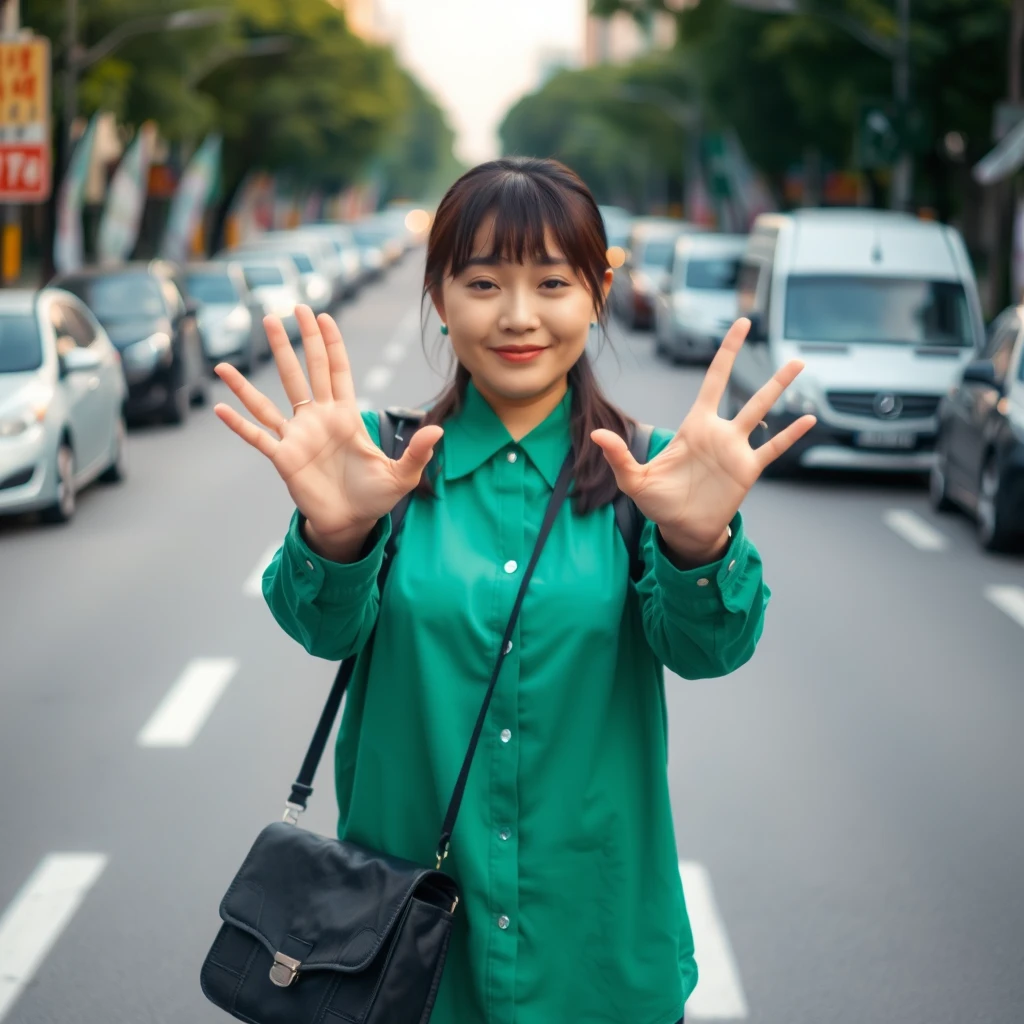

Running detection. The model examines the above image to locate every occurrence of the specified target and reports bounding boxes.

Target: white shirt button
[499,828,511,841]
[504,641,513,655]
[497,915,510,930]
[500,728,512,743]
[506,451,518,463]
[504,560,518,574]
[727,559,736,572]
[305,559,314,570]
[697,578,710,587]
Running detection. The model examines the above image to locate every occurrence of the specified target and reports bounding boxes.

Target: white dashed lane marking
[0,853,108,1022]
[680,861,749,1019]
[244,543,280,597]
[136,658,239,748]
[882,509,949,551]
[985,585,1024,631]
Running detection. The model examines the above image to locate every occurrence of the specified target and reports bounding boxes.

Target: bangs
[445,170,605,281]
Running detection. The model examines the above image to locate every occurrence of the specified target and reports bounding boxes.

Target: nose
[497,287,541,335]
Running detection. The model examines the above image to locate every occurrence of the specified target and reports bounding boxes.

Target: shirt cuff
[652,511,751,614]
[279,507,392,605]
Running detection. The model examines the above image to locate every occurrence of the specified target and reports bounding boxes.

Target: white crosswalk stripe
[0,853,108,1022]
[882,509,949,551]
[984,584,1024,631]
[244,543,281,597]
[136,658,239,748]
[681,861,749,1019]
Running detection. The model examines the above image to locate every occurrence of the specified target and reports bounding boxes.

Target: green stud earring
[440,324,449,335]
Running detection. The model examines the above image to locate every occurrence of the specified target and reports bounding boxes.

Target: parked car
[931,305,1024,550]
[185,261,269,373]
[52,261,208,426]
[291,223,364,296]
[0,287,128,523]
[599,205,633,250]
[228,238,335,315]
[726,209,984,475]
[611,218,697,330]
[220,255,302,343]
[654,233,746,363]
[352,221,399,274]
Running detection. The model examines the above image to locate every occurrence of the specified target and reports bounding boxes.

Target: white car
[221,256,303,343]
[727,209,985,474]
[0,287,128,524]
[654,233,747,364]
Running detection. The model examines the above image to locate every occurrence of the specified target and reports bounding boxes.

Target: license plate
[856,431,917,449]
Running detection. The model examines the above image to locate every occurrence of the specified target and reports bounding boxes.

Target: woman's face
[435,214,612,404]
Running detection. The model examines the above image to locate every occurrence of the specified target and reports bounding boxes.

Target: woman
[212,158,814,1024]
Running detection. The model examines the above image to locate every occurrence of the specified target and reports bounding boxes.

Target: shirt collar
[442,380,573,488]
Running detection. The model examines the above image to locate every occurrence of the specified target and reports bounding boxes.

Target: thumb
[591,428,642,495]
[392,425,444,491]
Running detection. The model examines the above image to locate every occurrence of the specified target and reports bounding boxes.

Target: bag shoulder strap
[613,421,654,582]
[378,406,426,539]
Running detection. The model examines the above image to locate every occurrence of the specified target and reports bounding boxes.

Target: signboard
[0,37,51,202]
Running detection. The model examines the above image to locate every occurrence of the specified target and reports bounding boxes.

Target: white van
[727,209,984,473]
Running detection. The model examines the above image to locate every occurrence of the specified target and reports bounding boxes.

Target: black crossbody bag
[200,444,575,1024]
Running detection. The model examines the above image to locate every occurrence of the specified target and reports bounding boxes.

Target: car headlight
[304,275,330,301]
[0,388,50,437]
[271,301,295,318]
[631,272,651,294]
[125,332,173,368]
[223,306,252,332]
[780,381,819,416]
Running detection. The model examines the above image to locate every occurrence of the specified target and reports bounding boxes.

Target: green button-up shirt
[263,382,770,1024]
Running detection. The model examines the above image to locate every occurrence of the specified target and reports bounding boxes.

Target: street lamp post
[731,0,913,210]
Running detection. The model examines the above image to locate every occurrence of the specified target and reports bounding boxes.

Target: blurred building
[584,7,676,66]
[328,0,389,42]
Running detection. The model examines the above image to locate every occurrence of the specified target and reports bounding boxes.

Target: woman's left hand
[591,318,816,566]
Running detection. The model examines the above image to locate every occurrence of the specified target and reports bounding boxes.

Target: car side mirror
[961,359,998,387]
[59,346,102,376]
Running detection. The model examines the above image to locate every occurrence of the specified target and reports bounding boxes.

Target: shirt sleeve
[261,410,390,661]
[632,427,770,679]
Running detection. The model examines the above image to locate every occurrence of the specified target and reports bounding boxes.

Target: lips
[492,346,547,363]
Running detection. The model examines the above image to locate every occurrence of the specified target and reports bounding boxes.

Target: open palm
[593,318,816,556]
[212,305,442,548]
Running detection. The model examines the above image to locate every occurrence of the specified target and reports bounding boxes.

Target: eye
[540,279,569,290]
[468,280,497,291]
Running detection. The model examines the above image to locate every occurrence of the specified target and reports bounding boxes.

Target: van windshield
[683,257,741,291]
[785,276,974,347]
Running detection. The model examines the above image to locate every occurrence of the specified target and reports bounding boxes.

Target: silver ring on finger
[292,399,313,413]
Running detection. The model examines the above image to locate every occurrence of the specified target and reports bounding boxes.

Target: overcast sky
[380,0,585,166]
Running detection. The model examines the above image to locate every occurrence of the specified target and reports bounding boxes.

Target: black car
[931,305,1024,551]
[51,261,208,425]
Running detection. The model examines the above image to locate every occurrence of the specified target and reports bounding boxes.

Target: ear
[429,287,447,326]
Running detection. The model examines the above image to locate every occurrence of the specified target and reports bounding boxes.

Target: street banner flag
[160,133,222,263]
[54,112,99,273]
[97,120,158,264]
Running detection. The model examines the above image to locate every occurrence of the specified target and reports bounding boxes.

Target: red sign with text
[0,39,51,202]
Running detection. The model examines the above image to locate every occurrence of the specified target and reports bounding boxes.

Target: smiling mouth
[492,346,547,363]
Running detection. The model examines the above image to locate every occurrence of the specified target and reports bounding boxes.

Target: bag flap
[219,822,459,972]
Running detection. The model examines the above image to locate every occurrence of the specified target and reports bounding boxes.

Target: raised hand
[213,305,443,560]
[591,318,816,564]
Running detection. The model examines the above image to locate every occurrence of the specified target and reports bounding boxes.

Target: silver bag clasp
[269,952,301,987]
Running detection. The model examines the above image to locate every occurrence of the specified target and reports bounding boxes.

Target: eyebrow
[463,254,569,268]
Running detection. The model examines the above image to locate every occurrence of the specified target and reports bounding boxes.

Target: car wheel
[191,365,209,406]
[99,415,128,484]
[976,454,1015,552]
[40,442,76,523]
[164,377,190,425]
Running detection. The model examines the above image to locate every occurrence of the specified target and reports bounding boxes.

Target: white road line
[680,861,748,1020]
[985,585,1024,630]
[137,658,239,748]
[244,542,281,598]
[383,342,406,365]
[0,853,108,1022]
[363,366,394,393]
[882,509,949,552]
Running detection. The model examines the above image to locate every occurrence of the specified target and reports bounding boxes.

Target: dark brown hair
[419,157,634,514]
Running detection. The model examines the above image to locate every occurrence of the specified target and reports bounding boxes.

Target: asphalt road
[1,252,1023,1024]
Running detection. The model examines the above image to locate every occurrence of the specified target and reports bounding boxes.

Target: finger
[266,312,312,409]
[590,428,644,495]
[317,312,357,404]
[691,318,750,418]
[733,359,807,434]
[754,414,816,471]
[295,305,333,404]
[213,401,280,460]
[392,425,445,490]
[214,361,288,435]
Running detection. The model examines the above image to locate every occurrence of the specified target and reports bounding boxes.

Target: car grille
[826,391,942,420]
[0,465,34,490]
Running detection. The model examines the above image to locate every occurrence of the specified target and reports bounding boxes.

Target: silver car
[653,234,746,364]
[0,288,128,524]
[222,256,303,343]
[185,261,270,373]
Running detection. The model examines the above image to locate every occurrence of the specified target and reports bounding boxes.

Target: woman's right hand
[213,305,443,560]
